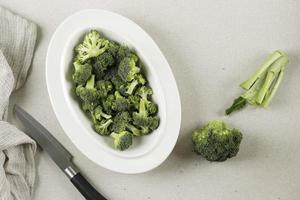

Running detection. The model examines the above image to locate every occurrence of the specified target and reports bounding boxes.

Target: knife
[14,105,107,200]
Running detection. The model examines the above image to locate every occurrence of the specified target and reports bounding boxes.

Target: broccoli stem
[256,55,288,104]
[86,75,95,89]
[126,124,141,136]
[225,96,247,115]
[240,50,283,90]
[139,99,147,117]
[262,70,284,107]
[126,80,138,95]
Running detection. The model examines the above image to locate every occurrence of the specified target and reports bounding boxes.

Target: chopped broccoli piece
[132,99,159,132]
[75,30,109,62]
[81,101,98,112]
[93,52,115,79]
[106,41,120,57]
[75,75,98,102]
[128,95,140,110]
[96,80,113,98]
[118,56,140,82]
[112,91,130,112]
[102,94,115,115]
[111,111,131,132]
[192,120,243,161]
[116,46,137,63]
[93,105,112,120]
[72,60,92,85]
[110,131,133,151]
[94,119,113,136]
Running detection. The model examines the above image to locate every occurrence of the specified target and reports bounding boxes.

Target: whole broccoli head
[132,99,159,132]
[72,60,92,85]
[93,52,115,79]
[110,131,133,151]
[75,30,109,62]
[118,56,140,82]
[96,80,113,98]
[75,75,98,102]
[192,120,243,161]
[94,119,113,136]
[112,91,130,112]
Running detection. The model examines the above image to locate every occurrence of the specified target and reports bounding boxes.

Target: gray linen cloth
[0,7,37,200]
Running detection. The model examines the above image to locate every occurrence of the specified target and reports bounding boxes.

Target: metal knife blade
[14,105,77,173]
[14,105,107,200]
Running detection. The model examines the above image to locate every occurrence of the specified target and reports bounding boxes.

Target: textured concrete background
[2,0,300,199]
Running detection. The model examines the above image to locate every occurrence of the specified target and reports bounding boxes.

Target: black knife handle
[70,173,107,200]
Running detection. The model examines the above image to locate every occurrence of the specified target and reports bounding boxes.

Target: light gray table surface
[2,0,300,199]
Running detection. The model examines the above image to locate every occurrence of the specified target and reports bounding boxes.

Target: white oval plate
[46,9,181,174]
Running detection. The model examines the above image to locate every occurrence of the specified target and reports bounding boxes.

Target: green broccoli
[118,56,140,82]
[93,52,115,79]
[94,119,113,136]
[75,75,98,102]
[136,86,157,114]
[93,105,112,120]
[123,74,147,95]
[102,94,115,115]
[81,101,98,112]
[96,80,113,98]
[116,46,136,63]
[72,60,92,85]
[106,41,120,57]
[75,30,109,62]
[111,111,130,132]
[226,51,289,115]
[132,99,159,132]
[110,131,133,151]
[112,91,130,112]
[192,120,243,161]
[128,95,140,110]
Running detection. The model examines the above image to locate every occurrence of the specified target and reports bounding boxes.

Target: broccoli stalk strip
[75,30,109,62]
[75,75,98,102]
[72,60,92,85]
[110,131,133,151]
[225,51,289,115]
[94,119,113,136]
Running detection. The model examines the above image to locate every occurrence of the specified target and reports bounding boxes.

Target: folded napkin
[0,7,37,200]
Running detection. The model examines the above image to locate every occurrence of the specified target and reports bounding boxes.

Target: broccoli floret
[96,80,113,98]
[192,120,243,161]
[93,105,112,120]
[132,99,159,132]
[111,111,131,132]
[123,74,146,95]
[72,60,92,85]
[110,131,133,151]
[75,75,98,102]
[81,101,98,112]
[116,46,137,63]
[75,30,109,62]
[94,119,113,136]
[128,95,140,110]
[106,41,120,57]
[126,124,143,136]
[93,52,115,79]
[118,56,140,82]
[102,94,115,115]
[112,91,130,112]
[136,86,157,114]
